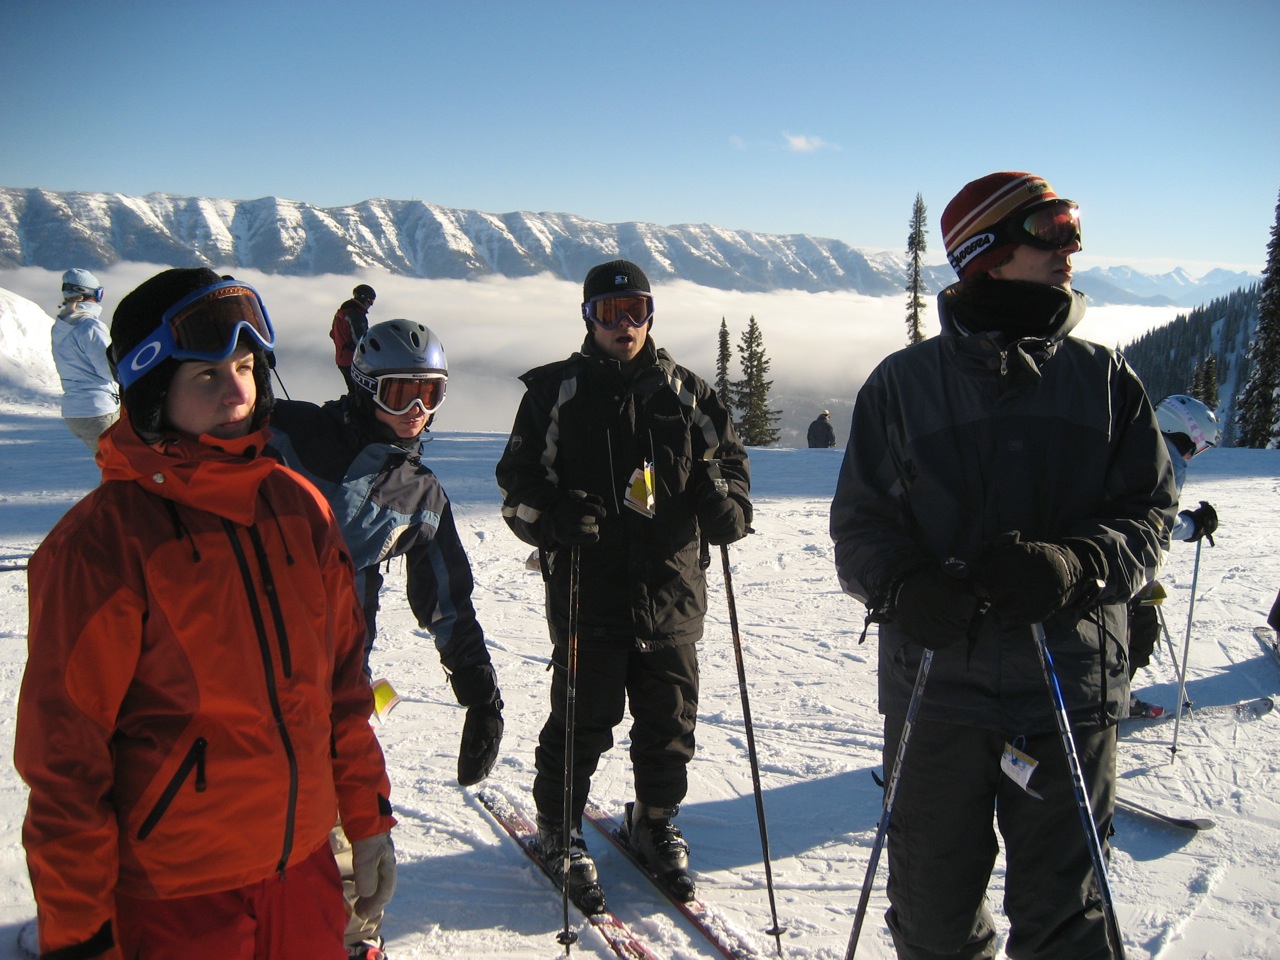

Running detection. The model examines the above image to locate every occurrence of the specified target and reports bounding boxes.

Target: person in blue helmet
[266,318,503,960]
[51,268,119,454]
[1126,394,1220,719]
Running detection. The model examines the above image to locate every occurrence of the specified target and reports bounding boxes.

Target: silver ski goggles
[352,369,447,416]
[582,293,654,330]
[114,280,275,390]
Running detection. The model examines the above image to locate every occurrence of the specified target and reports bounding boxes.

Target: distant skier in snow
[1127,394,1220,719]
[50,268,119,454]
[831,172,1177,960]
[807,409,836,448]
[267,319,504,959]
[331,284,377,390]
[16,268,396,959]
[496,259,751,909]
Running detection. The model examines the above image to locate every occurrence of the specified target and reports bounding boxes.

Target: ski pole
[1030,622,1126,960]
[556,546,581,953]
[1154,604,1182,679]
[844,648,933,960]
[720,544,787,956]
[1170,538,1204,759]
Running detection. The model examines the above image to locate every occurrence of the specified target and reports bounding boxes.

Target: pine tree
[732,315,782,446]
[1236,188,1280,448]
[1201,353,1220,409]
[905,193,928,345]
[715,317,734,413]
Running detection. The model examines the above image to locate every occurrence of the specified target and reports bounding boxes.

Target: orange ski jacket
[16,412,394,955]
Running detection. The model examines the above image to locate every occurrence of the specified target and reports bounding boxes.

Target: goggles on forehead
[997,199,1081,251]
[62,283,105,303]
[353,369,447,416]
[582,292,654,330]
[114,280,275,390]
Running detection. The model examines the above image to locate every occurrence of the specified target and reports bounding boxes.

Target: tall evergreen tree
[715,317,734,413]
[905,193,928,344]
[1202,353,1219,409]
[732,315,782,446]
[1236,188,1280,448]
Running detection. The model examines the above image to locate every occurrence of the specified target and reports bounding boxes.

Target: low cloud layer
[2,266,1180,441]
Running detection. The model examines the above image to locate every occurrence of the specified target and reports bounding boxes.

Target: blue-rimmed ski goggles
[581,292,654,330]
[62,282,105,303]
[114,280,275,390]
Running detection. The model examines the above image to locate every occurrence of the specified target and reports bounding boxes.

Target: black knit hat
[583,259,650,301]
[110,267,274,440]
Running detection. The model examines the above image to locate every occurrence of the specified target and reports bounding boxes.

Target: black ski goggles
[996,199,1081,250]
[582,293,654,330]
[114,280,275,390]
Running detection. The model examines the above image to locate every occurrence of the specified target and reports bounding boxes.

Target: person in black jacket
[807,410,836,448]
[268,319,502,959]
[496,259,751,907]
[831,172,1176,960]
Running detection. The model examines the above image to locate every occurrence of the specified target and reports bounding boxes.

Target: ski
[1254,625,1280,670]
[583,801,762,960]
[1123,696,1273,726]
[475,789,662,960]
[1115,795,1215,832]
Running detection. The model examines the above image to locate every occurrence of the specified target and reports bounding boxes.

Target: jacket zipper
[137,737,207,840]
[224,520,300,875]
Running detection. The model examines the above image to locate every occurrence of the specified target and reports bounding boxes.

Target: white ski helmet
[1156,394,1219,456]
[351,320,448,416]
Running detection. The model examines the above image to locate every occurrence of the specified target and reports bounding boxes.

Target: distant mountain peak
[0,186,1259,305]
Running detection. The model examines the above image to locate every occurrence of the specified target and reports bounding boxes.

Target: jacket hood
[56,301,103,324]
[98,408,277,526]
[937,278,1086,342]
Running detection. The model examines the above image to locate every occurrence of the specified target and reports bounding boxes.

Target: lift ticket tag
[1001,739,1043,798]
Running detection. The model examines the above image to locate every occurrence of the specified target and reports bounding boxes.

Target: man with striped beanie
[831,172,1177,958]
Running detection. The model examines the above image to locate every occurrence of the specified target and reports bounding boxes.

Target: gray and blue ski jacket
[831,282,1177,731]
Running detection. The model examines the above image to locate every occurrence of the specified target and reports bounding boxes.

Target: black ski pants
[881,716,1117,960]
[532,639,698,825]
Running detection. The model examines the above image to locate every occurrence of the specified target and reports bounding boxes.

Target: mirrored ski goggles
[357,371,447,415]
[997,200,1081,250]
[114,280,275,390]
[582,293,654,330]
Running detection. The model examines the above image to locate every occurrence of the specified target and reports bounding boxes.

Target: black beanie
[111,268,274,440]
[583,259,650,301]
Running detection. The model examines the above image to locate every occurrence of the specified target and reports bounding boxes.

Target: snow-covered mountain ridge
[0,186,1257,305]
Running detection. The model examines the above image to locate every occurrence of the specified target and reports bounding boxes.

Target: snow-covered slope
[1,352,1279,955]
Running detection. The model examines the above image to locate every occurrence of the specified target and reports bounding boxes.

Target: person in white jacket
[51,268,119,453]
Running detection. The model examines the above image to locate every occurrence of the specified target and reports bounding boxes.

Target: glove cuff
[449,662,500,707]
[1061,538,1109,607]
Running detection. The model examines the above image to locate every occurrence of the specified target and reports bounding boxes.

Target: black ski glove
[889,565,982,650]
[545,490,606,546]
[450,663,505,786]
[1181,500,1218,544]
[978,533,1109,625]
[695,480,750,545]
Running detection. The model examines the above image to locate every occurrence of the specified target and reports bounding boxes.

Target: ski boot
[1129,695,1165,720]
[536,815,607,914]
[621,801,695,902]
[346,936,386,960]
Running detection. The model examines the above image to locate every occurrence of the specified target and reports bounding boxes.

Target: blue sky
[2,0,1277,275]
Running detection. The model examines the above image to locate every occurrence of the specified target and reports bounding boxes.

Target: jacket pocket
[137,736,207,840]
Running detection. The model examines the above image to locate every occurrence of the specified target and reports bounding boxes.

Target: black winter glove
[546,490,606,546]
[695,480,749,545]
[449,663,505,786]
[1181,500,1218,544]
[978,534,1109,626]
[890,565,982,650]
